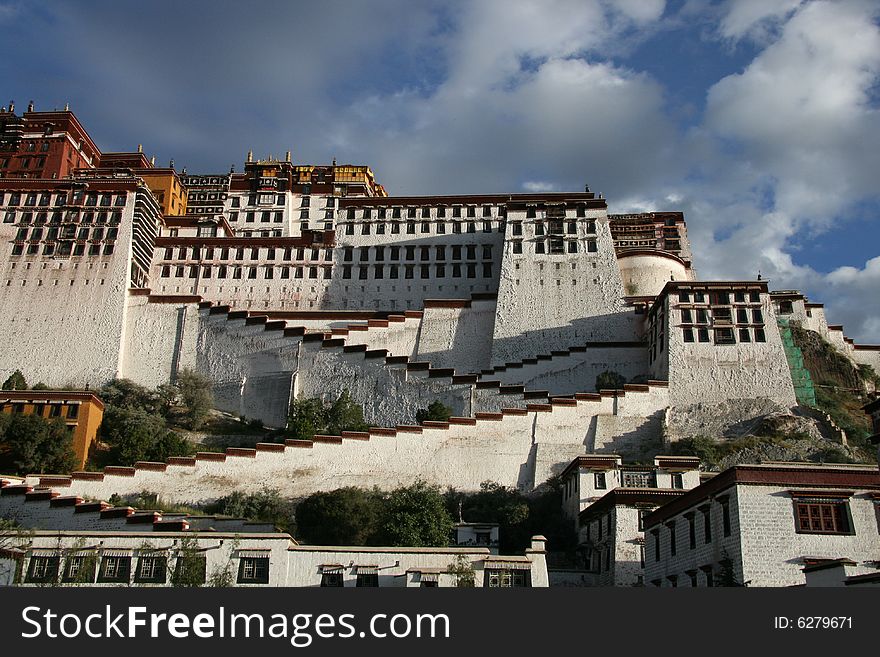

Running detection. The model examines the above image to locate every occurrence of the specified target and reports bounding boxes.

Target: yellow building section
[138,168,187,216]
[1,391,104,470]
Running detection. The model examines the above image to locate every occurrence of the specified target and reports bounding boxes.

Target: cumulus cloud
[3,0,879,340]
[718,0,804,41]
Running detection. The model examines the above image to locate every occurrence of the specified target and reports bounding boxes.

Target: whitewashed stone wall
[491,210,636,366]
[486,345,649,395]
[415,298,496,372]
[120,294,200,387]
[645,477,880,587]
[644,489,744,587]
[27,386,671,504]
[852,346,880,375]
[617,252,689,298]
[737,484,880,587]
[610,506,644,586]
[339,315,422,358]
[0,194,138,387]
[659,291,797,408]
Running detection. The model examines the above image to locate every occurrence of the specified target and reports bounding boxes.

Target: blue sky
[1,0,879,341]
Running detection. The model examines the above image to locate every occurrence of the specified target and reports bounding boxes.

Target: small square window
[237,557,270,584]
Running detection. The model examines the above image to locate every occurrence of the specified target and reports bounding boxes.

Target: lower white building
[0,531,548,588]
[642,463,880,587]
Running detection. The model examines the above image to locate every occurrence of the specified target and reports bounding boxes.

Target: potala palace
[1,104,878,588]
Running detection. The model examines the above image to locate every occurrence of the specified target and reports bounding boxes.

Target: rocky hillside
[665,325,876,470]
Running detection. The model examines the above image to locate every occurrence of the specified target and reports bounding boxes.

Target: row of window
[23,554,529,587]
[6,278,109,287]
[5,156,46,170]
[341,263,493,280]
[23,554,268,585]
[11,242,115,257]
[162,246,332,262]
[678,290,761,304]
[511,220,597,236]
[683,327,767,344]
[2,402,80,419]
[513,239,596,255]
[14,226,118,242]
[0,192,126,207]
[161,264,331,280]
[17,140,52,152]
[349,205,507,220]
[344,220,504,235]
[3,210,123,225]
[651,499,731,562]
[343,244,492,262]
[680,307,764,324]
[229,210,284,223]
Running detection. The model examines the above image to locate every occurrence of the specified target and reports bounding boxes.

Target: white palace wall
[28,385,669,504]
[119,292,200,387]
[0,191,141,387]
[414,297,496,372]
[491,209,636,366]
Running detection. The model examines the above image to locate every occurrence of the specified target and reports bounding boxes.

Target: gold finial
[247,150,253,163]
[64,102,69,111]
[137,144,143,153]
[285,150,291,163]
[150,156,156,166]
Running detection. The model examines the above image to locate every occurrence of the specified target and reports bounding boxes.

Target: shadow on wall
[415,295,498,373]
[320,233,503,314]
[592,412,664,462]
[489,309,644,368]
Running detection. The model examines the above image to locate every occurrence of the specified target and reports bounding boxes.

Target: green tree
[31,382,50,391]
[287,397,326,440]
[0,414,77,474]
[325,390,369,435]
[377,481,453,547]
[287,391,369,440]
[100,406,174,465]
[595,370,626,391]
[206,488,292,531]
[2,370,27,390]
[175,369,213,430]
[416,401,453,424]
[446,555,476,587]
[150,431,194,462]
[294,487,383,545]
[171,536,207,587]
[98,379,161,414]
[447,482,529,553]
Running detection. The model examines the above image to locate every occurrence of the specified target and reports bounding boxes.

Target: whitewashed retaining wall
[27,387,669,504]
[120,293,200,387]
[486,345,648,395]
[415,298,496,372]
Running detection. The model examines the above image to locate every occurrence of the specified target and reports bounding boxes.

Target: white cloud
[605,0,667,24]
[718,0,803,41]
[706,1,880,220]
[653,0,880,341]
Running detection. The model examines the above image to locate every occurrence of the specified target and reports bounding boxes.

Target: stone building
[642,463,880,587]
[0,390,103,469]
[558,454,700,586]
[1,104,877,503]
[0,530,547,588]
